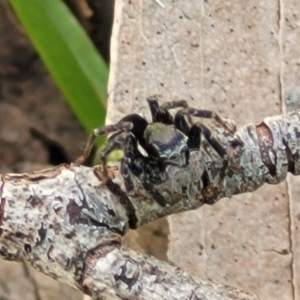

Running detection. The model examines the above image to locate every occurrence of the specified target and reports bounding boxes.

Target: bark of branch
[1,110,300,299]
[0,163,257,300]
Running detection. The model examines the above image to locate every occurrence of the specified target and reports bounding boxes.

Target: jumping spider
[76,95,232,207]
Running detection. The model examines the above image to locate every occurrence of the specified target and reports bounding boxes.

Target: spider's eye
[169,153,178,160]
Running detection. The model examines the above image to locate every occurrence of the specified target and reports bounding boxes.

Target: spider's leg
[188,123,227,157]
[121,158,135,194]
[120,114,148,140]
[142,158,168,207]
[174,113,190,135]
[188,122,228,177]
[147,95,194,126]
[99,131,131,179]
[122,131,168,207]
[178,107,236,134]
[105,178,138,229]
[142,179,168,207]
[147,95,173,124]
[159,98,196,125]
[75,121,133,173]
[160,99,188,110]
[121,134,144,193]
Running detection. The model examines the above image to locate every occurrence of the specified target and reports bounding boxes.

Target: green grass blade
[8,0,108,134]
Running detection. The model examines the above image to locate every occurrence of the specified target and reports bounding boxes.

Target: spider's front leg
[122,134,168,207]
[121,134,143,194]
[122,156,168,207]
[75,122,133,178]
[105,177,138,229]
[142,158,168,206]
[76,113,149,178]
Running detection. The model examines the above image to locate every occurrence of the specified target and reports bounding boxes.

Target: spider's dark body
[77,95,232,213]
[143,123,188,166]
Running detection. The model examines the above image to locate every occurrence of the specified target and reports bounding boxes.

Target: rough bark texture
[1,109,300,299]
[108,0,300,299]
[0,1,87,299]
[0,159,261,300]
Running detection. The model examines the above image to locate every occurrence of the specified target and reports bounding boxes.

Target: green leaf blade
[9,0,108,134]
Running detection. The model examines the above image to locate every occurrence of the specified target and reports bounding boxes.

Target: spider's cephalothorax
[142,122,189,166]
[76,95,232,209]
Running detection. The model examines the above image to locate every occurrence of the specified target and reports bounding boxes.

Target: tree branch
[1,110,300,299]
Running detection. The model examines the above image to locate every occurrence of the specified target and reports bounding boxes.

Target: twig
[2,109,300,299]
